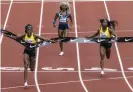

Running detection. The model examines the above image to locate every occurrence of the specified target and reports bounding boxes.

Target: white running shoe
[100,71,105,76]
[24,81,28,88]
[59,51,64,56]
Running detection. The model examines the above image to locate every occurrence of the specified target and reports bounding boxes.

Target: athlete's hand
[1,29,6,33]
[68,24,73,30]
[53,20,56,27]
[53,24,56,27]
[112,35,117,40]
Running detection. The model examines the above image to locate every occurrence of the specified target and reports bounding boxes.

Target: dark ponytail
[109,20,118,30]
[100,19,118,30]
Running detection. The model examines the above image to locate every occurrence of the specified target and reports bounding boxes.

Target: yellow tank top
[24,33,36,44]
[99,27,111,38]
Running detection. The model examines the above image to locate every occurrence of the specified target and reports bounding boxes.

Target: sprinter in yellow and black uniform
[3,24,53,88]
[85,19,117,76]
[99,26,112,49]
[21,24,53,88]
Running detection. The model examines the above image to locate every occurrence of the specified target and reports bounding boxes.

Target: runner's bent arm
[53,13,59,26]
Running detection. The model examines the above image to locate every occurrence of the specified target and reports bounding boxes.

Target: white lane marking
[128,68,133,71]
[85,67,117,71]
[0,0,13,44]
[2,76,133,90]
[73,0,89,92]
[34,0,44,92]
[0,0,14,92]
[1,0,133,4]
[1,67,133,72]
[1,71,133,73]
[104,0,133,91]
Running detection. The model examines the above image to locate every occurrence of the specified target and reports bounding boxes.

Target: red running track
[1,1,133,92]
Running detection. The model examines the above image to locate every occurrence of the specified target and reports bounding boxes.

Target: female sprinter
[85,19,117,76]
[3,24,52,88]
[53,2,73,56]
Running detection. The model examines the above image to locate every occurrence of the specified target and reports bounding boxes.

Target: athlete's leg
[29,56,36,71]
[106,48,111,59]
[58,29,64,52]
[63,29,69,37]
[58,23,69,55]
[99,45,106,74]
[106,43,112,59]
[23,53,30,87]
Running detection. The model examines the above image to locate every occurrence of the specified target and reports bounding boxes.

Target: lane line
[0,1,1,91]
[34,0,44,92]
[72,0,89,92]
[2,1,41,4]
[1,0,133,4]
[2,76,133,90]
[0,1,13,92]
[104,0,133,91]
[0,0,13,44]
[1,70,133,73]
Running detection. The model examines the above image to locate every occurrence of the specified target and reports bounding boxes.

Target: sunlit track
[2,76,133,90]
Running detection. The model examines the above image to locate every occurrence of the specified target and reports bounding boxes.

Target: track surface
[1,1,133,92]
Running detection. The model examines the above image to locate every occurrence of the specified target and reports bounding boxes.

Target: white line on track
[104,0,133,92]
[73,0,89,92]
[0,0,1,91]
[34,0,44,92]
[0,1,13,92]
[1,0,133,4]
[1,76,133,90]
[0,0,13,44]
[1,70,133,73]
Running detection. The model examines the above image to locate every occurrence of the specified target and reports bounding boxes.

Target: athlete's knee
[24,65,28,70]
[106,49,111,59]
[24,63,29,69]
[100,55,105,60]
